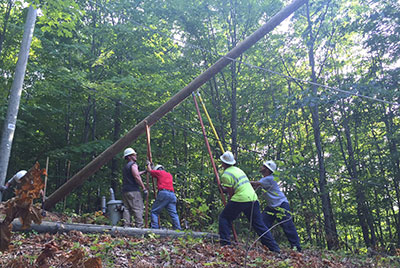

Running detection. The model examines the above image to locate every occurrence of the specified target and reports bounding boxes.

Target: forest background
[0,0,399,255]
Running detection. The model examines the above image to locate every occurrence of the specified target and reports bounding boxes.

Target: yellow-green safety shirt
[221,166,258,202]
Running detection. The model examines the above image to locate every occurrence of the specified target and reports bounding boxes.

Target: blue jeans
[219,200,280,252]
[151,190,181,230]
[262,202,301,250]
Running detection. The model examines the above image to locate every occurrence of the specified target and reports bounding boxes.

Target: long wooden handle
[145,123,157,197]
[43,157,49,201]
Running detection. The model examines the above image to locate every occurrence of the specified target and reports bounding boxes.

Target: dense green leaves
[1,0,400,253]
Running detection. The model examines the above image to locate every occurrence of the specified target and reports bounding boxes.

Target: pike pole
[192,93,238,241]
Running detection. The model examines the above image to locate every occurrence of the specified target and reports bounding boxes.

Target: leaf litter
[0,163,399,267]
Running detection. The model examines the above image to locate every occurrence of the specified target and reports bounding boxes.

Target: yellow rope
[197,92,225,153]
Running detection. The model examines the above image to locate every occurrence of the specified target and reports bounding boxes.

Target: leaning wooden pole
[44,0,306,210]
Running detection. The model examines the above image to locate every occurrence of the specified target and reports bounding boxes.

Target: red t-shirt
[149,170,174,192]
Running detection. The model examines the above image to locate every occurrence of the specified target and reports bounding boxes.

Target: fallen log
[12,220,218,239]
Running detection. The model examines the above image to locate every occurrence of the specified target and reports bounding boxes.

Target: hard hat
[220,151,236,165]
[13,170,27,183]
[263,160,277,173]
[154,165,164,170]
[123,148,136,158]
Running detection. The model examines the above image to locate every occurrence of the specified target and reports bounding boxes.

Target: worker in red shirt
[146,162,181,230]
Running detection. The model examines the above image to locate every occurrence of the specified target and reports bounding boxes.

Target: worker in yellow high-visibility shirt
[218,151,280,253]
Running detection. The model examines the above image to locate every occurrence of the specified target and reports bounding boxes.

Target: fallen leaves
[0,231,399,267]
[35,241,60,267]
[0,162,399,267]
[0,162,46,251]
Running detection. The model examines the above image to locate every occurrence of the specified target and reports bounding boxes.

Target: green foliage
[1,0,400,254]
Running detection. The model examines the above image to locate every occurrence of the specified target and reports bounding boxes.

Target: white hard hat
[13,170,27,183]
[154,165,164,170]
[220,151,236,165]
[263,160,277,173]
[123,148,136,158]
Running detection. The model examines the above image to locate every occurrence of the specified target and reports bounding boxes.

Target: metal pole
[0,6,37,201]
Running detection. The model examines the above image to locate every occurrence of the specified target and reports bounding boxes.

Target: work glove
[0,185,8,192]
[143,189,148,198]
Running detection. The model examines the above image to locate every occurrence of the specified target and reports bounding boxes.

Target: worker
[122,148,148,228]
[251,160,302,252]
[218,151,280,253]
[0,170,27,192]
[146,162,181,230]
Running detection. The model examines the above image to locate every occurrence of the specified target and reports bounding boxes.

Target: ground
[1,227,400,267]
[1,204,400,267]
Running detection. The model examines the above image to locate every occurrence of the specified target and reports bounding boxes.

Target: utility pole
[44,0,307,210]
[0,6,37,201]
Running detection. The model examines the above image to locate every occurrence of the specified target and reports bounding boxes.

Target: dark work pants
[219,200,280,252]
[262,201,301,250]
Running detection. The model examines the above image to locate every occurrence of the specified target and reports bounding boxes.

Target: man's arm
[222,186,234,200]
[220,173,235,200]
[130,164,146,191]
[250,181,262,189]
[146,161,153,172]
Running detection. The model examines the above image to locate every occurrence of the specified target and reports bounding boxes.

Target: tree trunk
[341,106,373,247]
[227,0,239,156]
[373,187,384,248]
[305,2,339,249]
[371,127,399,233]
[210,77,226,150]
[110,100,121,192]
[0,0,13,58]
[381,106,400,247]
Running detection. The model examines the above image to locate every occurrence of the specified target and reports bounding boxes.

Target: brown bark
[305,1,339,250]
[110,100,121,191]
[381,107,400,247]
[0,0,13,58]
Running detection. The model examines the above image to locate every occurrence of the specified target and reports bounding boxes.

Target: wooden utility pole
[44,0,307,210]
[0,6,37,202]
